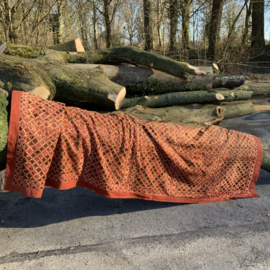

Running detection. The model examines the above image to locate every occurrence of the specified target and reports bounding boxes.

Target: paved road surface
[1,109,270,270]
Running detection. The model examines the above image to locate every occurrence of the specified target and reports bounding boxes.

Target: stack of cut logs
[0,39,256,169]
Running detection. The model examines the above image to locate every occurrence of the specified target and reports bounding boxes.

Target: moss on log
[121,90,253,109]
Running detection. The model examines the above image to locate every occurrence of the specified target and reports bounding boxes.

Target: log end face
[187,64,206,76]
[216,93,225,101]
[115,87,126,110]
[29,86,51,100]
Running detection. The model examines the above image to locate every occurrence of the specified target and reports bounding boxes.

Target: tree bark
[251,0,265,55]
[143,0,153,51]
[208,0,224,61]
[121,90,253,109]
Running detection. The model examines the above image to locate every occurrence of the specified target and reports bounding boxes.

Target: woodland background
[0,0,269,69]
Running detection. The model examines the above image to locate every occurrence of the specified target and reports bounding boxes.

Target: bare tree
[96,0,121,48]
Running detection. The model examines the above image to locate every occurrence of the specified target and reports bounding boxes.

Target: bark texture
[121,90,253,109]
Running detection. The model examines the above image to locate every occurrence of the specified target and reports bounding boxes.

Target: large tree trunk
[67,64,214,92]
[68,64,243,92]
[208,0,224,61]
[5,45,207,79]
[251,0,265,55]
[0,53,126,110]
[143,0,153,51]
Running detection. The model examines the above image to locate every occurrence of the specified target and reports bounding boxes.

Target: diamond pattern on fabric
[7,92,262,202]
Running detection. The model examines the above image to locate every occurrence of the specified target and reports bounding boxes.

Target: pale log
[121,90,253,108]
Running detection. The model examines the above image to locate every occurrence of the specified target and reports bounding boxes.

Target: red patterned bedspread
[4,91,263,203]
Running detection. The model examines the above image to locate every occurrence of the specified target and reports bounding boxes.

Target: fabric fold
[5,91,263,203]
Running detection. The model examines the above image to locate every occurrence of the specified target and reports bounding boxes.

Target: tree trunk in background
[78,0,89,50]
[242,1,252,47]
[156,0,163,50]
[180,0,192,49]
[103,0,112,48]
[169,0,178,50]
[56,0,63,44]
[208,0,224,61]
[251,0,265,55]
[92,0,98,50]
[143,0,153,51]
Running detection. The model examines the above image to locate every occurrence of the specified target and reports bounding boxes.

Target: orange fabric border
[4,91,43,198]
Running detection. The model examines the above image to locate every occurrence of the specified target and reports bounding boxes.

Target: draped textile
[4,91,262,203]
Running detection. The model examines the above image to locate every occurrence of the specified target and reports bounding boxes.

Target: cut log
[121,90,253,108]
[113,102,254,127]
[212,75,245,89]
[49,38,85,52]
[0,53,126,110]
[4,44,207,79]
[67,64,214,92]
